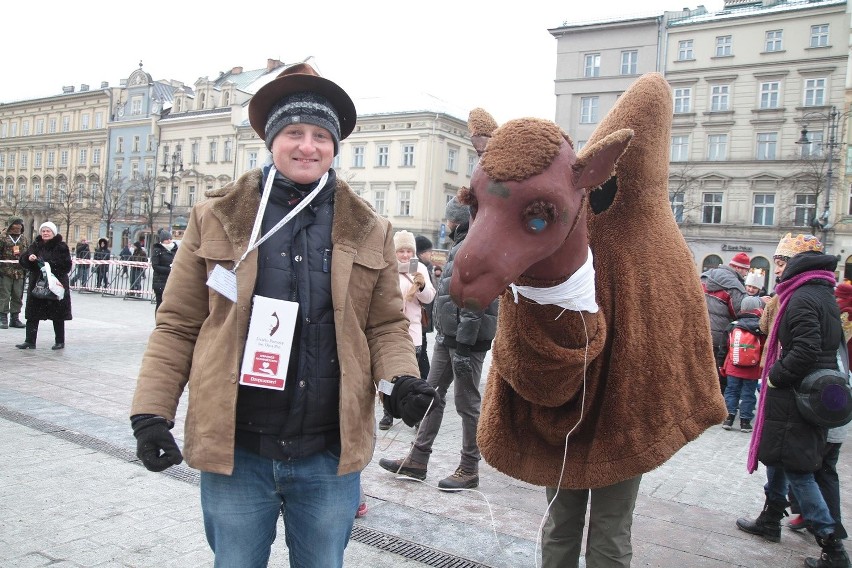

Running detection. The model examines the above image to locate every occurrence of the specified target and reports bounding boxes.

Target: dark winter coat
[19,234,73,321]
[758,252,841,473]
[150,242,178,291]
[433,221,498,355]
[93,244,110,277]
[74,241,90,260]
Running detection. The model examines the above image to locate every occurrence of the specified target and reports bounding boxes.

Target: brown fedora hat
[248,63,357,142]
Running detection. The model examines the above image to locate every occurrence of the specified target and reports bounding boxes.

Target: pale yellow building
[0,84,115,242]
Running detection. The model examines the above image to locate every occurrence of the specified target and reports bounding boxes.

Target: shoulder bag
[31,274,58,301]
[795,343,852,428]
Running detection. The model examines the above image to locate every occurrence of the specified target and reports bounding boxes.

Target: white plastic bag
[42,262,65,300]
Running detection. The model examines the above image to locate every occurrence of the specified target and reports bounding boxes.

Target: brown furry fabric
[477,73,727,489]
[468,107,498,137]
[479,119,565,182]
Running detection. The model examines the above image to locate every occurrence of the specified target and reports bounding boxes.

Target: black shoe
[9,315,25,328]
[15,342,36,349]
[722,414,736,430]
[378,457,427,480]
[0,314,7,329]
[736,517,781,542]
[438,467,479,491]
[51,343,64,350]
[379,415,393,430]
[805,534,851,568]
[740,419,753,433]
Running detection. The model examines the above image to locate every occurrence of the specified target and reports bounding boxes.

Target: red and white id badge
[239,296,299,390]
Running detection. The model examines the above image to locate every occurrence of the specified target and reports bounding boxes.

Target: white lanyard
[233,166,329,273]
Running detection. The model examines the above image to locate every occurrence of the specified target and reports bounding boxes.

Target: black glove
[382,375,437,427]
[131,414,183,472]
[452,352,473,382]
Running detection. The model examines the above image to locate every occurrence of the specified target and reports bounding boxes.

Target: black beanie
[415,235,433,253]
[265,91,341,155]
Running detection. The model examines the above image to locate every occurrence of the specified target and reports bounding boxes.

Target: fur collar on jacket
[206,168,378,250]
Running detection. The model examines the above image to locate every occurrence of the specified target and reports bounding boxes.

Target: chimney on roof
[100,81,109,88]
[62,86,74,93]
[231,66,243,74]
[267,58,284,71]
[80,84,89,92]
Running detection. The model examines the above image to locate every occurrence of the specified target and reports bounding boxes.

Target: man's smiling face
[271,123,335,184]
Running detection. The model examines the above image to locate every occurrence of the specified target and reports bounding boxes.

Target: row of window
[580,76,829,124]
[0,148,103,169]
[670,191,825,226]
[0,112,106,138]
[670,129,825,162]
[582,50,639,78]
[675,24,830,61]
[0,181,98,204]
[351,187,415,217]
[156,140,234,165]
[581,25,831,80]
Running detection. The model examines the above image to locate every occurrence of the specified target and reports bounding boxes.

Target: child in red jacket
[718,295,765,432]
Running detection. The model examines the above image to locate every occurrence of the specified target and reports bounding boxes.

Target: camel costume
[461,73,727,490]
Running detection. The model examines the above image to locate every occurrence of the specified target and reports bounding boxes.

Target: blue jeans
[765,465,836,538]
[723,376,758,420]
[200,444,360,568]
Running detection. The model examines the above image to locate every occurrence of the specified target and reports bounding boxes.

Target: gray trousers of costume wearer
[0,275,24,315]
[542,475,642,568]
[409,341,485,472]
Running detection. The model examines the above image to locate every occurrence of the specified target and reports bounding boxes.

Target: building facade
[0,83,114,245]
[1,60,475,256]
[551,0,851,288]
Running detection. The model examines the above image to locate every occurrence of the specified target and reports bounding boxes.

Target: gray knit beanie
[741,296,763,312]
[445,197,470,224]
[264,91,341,155]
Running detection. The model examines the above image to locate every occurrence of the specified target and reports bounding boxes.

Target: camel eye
[527,217,547,233]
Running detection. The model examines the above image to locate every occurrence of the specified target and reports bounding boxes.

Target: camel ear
[573,129,633,190]
[469,108,498,156]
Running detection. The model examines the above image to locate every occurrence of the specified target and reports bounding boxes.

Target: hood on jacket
[701,264,745,293]
[779,251,838,283]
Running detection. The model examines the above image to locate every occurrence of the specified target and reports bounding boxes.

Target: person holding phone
[379,230,435,430]
[379,198,499,490]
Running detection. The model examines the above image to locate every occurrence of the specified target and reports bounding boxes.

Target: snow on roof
[668,0,845,26]
[353,91,469,121]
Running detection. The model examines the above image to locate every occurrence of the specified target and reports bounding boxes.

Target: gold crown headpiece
[774,233,823,259]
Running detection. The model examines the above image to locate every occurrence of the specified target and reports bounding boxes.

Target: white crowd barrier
[0,258,155,301]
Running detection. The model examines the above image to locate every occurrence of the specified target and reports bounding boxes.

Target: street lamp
[795,105,848,247]
[162,152,183,233]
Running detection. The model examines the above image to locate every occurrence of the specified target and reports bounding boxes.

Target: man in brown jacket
[130,63,435,567]
[0,217,28,329]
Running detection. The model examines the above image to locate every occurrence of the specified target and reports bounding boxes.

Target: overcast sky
[3,0,723,124]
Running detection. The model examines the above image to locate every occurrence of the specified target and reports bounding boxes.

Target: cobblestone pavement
[0,290,848,566]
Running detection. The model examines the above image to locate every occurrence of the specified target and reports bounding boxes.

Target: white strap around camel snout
[509,247,598,313]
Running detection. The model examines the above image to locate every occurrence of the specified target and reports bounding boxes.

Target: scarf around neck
[746,269,836,472]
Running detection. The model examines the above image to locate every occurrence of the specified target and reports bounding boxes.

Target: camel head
[449,110,632,311]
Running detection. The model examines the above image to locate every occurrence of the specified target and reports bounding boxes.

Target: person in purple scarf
[736,233,849,568]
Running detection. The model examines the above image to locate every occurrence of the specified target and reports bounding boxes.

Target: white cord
[378,308,592,568]
[534,309,590,568]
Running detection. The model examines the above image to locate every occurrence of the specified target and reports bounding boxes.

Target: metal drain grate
[0,405,200,484]
[1,405,490,567]
[350,525,490,567]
